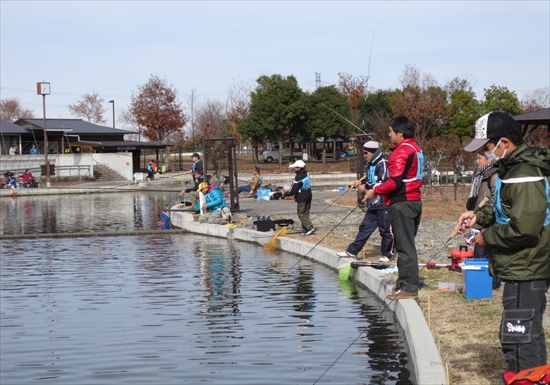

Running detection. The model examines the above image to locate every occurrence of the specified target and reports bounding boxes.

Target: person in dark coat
[283,160,315,236]
[336,141,394,261]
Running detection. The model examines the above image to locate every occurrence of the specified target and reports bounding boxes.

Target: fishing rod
[256,203,361,300]
[320,104,368,135]
[312,196,491,384]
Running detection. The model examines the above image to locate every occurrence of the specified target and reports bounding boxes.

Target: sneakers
[379,256,391,262]
[300,228,316,236]
[386,291,418,300]
[336,251,357,258]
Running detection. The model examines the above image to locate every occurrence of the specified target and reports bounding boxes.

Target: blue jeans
[387,201,422,294]
[347,209,394,258]
[237,185,251,194]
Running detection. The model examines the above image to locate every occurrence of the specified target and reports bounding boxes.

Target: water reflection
[1,192,412,384]
[0,192,175,235]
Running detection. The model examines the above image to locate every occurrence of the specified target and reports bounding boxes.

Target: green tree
[356,89,395,140]
[305,85,351,165]
[238,74,305,167]
[481,85,523,116]
[443,89,481,139]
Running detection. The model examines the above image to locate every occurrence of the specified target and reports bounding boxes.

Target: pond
[0,193,411,384]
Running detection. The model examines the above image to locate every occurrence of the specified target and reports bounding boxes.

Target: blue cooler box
[461,258,492,299]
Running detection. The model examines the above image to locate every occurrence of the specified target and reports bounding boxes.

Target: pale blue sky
[1,1,549,129]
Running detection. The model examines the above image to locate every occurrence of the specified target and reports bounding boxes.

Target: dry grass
[285,197,550,384]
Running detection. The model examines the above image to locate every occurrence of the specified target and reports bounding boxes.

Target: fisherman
[180,152,204,206]
[336,140,394,261]
[236,166,262,197]
[365,116,423,300]
[457,111,550,379]
[197,181,230,224]
[283,159,315,236]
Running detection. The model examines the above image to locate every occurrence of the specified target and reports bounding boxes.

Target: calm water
[0,191,177,235]
[0,193,411,385]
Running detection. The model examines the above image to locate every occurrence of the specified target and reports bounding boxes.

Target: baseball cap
[288,160,306,168]
[192,152,200,158]
[463,112,520,152]
[197,182,209,192]
[363,140,380,152]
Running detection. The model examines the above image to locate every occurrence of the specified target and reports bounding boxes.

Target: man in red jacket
[365,116,424,300]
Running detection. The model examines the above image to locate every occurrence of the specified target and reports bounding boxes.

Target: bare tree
[118,108,142,141]
[67,92,107,124]
[184,88,200,139]
[194,99,232,179]
[391,64,449,147]
[337,72,369,126]
[227,78,254,159]
[0,98,34,122]
[195,99,230,137]
[520,87,550,112]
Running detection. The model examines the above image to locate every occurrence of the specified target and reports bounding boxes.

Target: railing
[92,159,111,181]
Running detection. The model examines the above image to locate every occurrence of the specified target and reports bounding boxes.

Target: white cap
[289,160,306,168]
[363,140,380,150]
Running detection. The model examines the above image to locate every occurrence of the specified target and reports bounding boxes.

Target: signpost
[37,82,51,187]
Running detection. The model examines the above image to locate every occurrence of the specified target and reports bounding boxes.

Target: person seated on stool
[19,169,35,188]
[197,182,229,224]
[236,167,262,197]
[4,171,17,189]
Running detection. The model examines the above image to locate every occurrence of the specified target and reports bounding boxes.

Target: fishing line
[312,197,490,384]
[256,204,360,300]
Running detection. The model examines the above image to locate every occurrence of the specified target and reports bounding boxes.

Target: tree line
[1,65,548,173]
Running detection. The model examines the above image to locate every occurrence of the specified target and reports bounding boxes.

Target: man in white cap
[457,111,550,379]
[336,140,394,261]
[283,159,315,236]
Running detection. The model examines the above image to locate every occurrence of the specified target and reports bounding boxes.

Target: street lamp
[37,82,51,187]
[108,100,115,128]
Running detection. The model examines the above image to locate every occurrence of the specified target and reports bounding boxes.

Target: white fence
[1,152,135,181]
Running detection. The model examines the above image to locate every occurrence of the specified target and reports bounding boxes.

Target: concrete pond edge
[171,211,447,385]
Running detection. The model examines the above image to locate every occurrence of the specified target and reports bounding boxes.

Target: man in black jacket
[283,160,315,236]
[336,141,394,261]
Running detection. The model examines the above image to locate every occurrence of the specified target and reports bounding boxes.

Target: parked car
[262,145,303,163]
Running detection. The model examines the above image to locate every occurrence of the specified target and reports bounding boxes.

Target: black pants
[346,209,394,258]
[387,201,422,294]
[185,180,201,194]
[500,279,549,372]
[297,201,313,232]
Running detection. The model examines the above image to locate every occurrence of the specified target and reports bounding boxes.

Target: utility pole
[37,82,51,187]
[108,100,115,128]
[315,72,321,89]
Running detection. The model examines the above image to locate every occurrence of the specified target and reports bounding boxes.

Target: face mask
[484,138,507,163]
